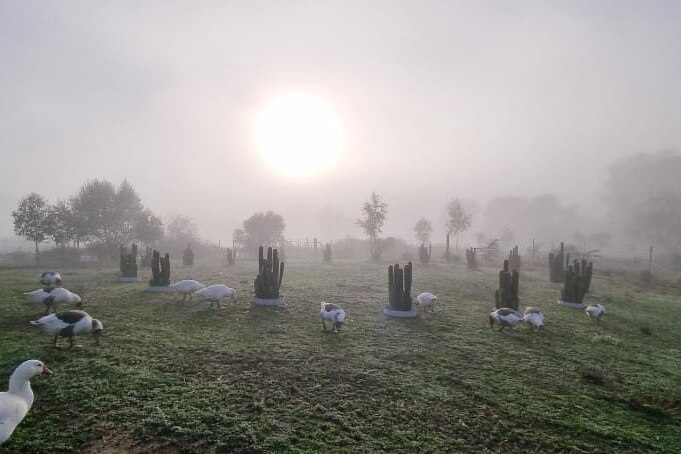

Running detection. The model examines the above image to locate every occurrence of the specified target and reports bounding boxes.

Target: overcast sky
[2,0,681,244]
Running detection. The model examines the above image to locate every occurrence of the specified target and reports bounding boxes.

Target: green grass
[1,260,680,453]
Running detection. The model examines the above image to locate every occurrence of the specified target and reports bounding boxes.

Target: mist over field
[4,3,681,453]
[2,1,681,254]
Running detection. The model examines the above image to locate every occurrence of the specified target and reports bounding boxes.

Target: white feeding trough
[557,299,586,310]
[254,297,285,307]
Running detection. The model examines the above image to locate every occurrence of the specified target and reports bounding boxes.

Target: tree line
[356,192,472,262]
[12,179,164,266]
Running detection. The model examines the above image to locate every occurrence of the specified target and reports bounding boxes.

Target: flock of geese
[490,302,605,331]
[1,268,605,447]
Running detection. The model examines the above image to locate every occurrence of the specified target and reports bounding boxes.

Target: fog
[2,1,681,247]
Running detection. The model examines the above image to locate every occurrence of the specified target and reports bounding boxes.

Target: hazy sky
[2,0,681,244]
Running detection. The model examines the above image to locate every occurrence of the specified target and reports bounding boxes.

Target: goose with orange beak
[0,360,52,446]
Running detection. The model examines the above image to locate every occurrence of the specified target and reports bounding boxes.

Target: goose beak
[42,366,53,376]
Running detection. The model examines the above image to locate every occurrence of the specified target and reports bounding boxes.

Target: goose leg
[69,336,75,348]
[53,335,60,348]
[321,317,327,331]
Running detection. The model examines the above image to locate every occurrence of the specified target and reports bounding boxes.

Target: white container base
[383,307,419,318]
[118,276,140,283]
[557,300,586,310]
[253,297,286,307]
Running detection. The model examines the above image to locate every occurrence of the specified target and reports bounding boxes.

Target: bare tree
[414,218,433,244]
[12,193,50,266]
[446,198,472,249]
[356,192,388,261]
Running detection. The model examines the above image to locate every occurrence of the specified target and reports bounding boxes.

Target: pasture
[1,260,680,453]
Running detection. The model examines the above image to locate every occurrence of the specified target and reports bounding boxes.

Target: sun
[254,93,342,178]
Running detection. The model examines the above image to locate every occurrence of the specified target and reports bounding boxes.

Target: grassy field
[1,259,680,453]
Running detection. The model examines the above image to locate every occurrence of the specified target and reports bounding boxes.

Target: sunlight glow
[254,93,342,178]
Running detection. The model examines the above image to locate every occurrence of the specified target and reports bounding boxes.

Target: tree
[605,151,681,240]
[446,198,472,248]
[167,215,198,245]
[44,200,74,247]
[67,195,88,248]
[414,218,433,244]
[233,211,285,255]
[70,179,118,246]
[70,179,146,248]
[356,192,388,261]
[114,179,143,242]
[482,194,579,246]
[12,193,50,266]
[630,193,681,253]
[134,209,164,245]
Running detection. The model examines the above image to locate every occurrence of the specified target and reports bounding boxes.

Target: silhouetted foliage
[446,199,472,249]
[605,151,681,237]
[134,209,164,245]
[233,211,285,257]
[70,179,145,248]
[630,193,681,253]
[167,214,198,246]
[12,193,50,266]
[44,200,75,248]
[414,217,433,244]
[356,192,388,261]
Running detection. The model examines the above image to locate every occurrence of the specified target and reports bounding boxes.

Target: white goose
[489,308,524,331]
[30,310,103,348]
[585,304,605,323]
[320,302,346,332]
[38,271,62,288]
[196,284,237,309]
[169,280,205,302]
[523,307,546,329]
[25,287,82,314]
[416,292,437,312]
[0,360,52,446]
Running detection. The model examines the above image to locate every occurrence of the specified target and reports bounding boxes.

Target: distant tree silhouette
[233,211,285,256]
[356,192,388,261]
[414,218,433,244]
[12,193,50,266]
[446,198,471,249]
